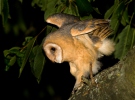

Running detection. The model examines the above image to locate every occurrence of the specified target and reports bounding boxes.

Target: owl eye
[50,47,56,55]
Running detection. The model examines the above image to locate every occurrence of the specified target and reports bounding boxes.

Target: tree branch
[69,46,135,100]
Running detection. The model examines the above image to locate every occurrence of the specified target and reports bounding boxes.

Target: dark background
[0,0,118,100]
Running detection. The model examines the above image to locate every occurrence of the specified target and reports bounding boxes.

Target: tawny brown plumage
[43,13,115,93]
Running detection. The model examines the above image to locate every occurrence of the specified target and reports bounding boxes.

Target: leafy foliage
[3,28,46,81]
[31,45,45,83]
[0,0,10,26]
[2,0,135,82]
[104,0,135,59]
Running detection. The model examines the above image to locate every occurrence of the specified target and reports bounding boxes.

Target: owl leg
[72,72,84,94]
[69,62,84,94]
[80,63,96,86]
[90,62,96,85]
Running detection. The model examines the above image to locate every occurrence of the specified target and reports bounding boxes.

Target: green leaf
[110,15,120,38]
[63,3,79,16]
[22,37,33,46]
[63,6,71,14]
[9,47,21,51]
[121,7,129,26]
[44,8,56,21]
[29,45,39,69]
[3,50,10,57]
[33,45,40,55]
[74,5,80,16]
[70,3,79,16]
[44,0,58,20]
[125,0,132,4]
[47,0,58,8]
[40,0,48,11]
[5,56,16,71]
[32,45,45,83]
[0,0,9,26]
[104,4,117,19]
[31,0,40,7]
[65,4,75,15]
[9,47,24,58]
[76,0,93,16]
[19,37,37,77]
[8,56,16,66]
[0,0,2,14]
[121,14,126,26]
[46,25,57,35]
[80,14,93,20]
[114,25,135,59]
[17,52,25,68]
[110,1,125,39]
[114,0,119,5]
[112,1,125,18]
[3,47,21,58]
[93,7,101,15]
[130,27,135,49]
[56,3,65,13]
[18,0,23,3]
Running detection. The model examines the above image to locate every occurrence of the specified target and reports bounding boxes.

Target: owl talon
[71,83,83,94]
[81,76,97,86]
[91,77,98,87]
[81,76,89,85]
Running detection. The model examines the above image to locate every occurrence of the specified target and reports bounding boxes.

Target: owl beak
[54,59,62,63]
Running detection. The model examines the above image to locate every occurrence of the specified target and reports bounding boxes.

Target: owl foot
[71,82,84,95]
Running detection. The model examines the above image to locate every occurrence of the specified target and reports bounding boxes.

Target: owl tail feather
[88,25,115,56]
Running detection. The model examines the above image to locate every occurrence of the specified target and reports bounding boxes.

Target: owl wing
[70,19,111,36]
[88,25,113,42]
[70,19,114,56]
[46,13,80,27]
[70,19,112,42]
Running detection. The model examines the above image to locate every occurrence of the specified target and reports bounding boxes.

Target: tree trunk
[68,46,135,100]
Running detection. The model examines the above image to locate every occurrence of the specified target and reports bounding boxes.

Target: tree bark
[69,46,135,100]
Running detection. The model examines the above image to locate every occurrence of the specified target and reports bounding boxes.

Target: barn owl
[43,13,115,94]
